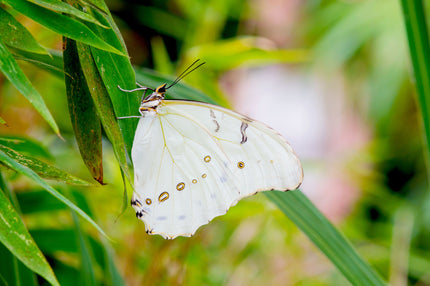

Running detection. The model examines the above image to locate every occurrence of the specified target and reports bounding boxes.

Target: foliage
[0,0,428,285]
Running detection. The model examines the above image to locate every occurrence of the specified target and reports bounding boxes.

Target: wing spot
[145,198,152,205]
[202,173,207,178]
[176,182,185,191]
[210,110,220,132]
[240,122,249,144]
[237,161,245,169]
[159,192,169,202]
[192,179,197,184]
[204,155,211,162]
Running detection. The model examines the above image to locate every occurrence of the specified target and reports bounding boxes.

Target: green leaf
[0,188,59,286]
[151,36,175,75]
[101,240,125,286]
[5,0,123,55]
[0,7,47,54]
[0,242,38,286]
[10,48,65,79]
[189,37,309,70]
[0,136,53,161]
[72,213,97,286]
[75,41,131,183]
[0,149,108,238]
[0,40,59,135]
[400,0,430,178]
[266,191,387,286]
[86,6,138,156]
[27,0,107,27]
[63,38,103,184]
[0,144,90,185]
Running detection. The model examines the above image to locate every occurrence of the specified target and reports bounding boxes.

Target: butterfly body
[127,84,303,239]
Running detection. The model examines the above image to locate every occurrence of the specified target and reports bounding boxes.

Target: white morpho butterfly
[118,60,303,239]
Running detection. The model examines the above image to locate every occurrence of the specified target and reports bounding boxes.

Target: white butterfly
[119,62,303,239]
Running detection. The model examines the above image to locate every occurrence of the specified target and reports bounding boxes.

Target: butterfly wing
[131,100,303,239]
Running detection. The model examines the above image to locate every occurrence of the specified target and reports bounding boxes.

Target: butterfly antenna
[166,59,206,89]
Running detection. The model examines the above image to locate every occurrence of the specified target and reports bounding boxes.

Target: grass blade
[72,212,97,286]
[266,191,387,286]
[0,188,59,286]
[400,0,430,173]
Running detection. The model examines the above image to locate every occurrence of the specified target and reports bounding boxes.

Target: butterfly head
[139,84,167,114]
[137,60,206,115]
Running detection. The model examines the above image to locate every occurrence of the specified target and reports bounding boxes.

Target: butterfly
[118,60,303,239]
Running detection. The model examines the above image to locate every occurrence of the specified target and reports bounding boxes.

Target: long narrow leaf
[64,38,103,184]
[87,6,138,156]
[0,188,59,286]
[0,144,90,185]
[0,40,59,134]
[0,136,53,160]
[0,149,108,237]
[76,42,131,183]
[10,48,65,79]
[72,213,97,286]
[266,191,386,286]
[0,8,47,54]
[27,0,106,27]
[400,0,430,176]
[5,0,123,55]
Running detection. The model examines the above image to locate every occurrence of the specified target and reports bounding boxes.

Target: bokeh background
[1,0,428,285]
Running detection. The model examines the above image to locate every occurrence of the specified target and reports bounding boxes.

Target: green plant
[3,0,418,285]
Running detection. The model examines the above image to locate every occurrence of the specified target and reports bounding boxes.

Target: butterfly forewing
[163,101,303,191]
[131,100,303,239]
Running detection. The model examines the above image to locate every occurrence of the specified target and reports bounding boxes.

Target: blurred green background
[0,0,429,285]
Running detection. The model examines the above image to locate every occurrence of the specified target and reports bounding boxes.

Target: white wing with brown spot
[131,100,303,239]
